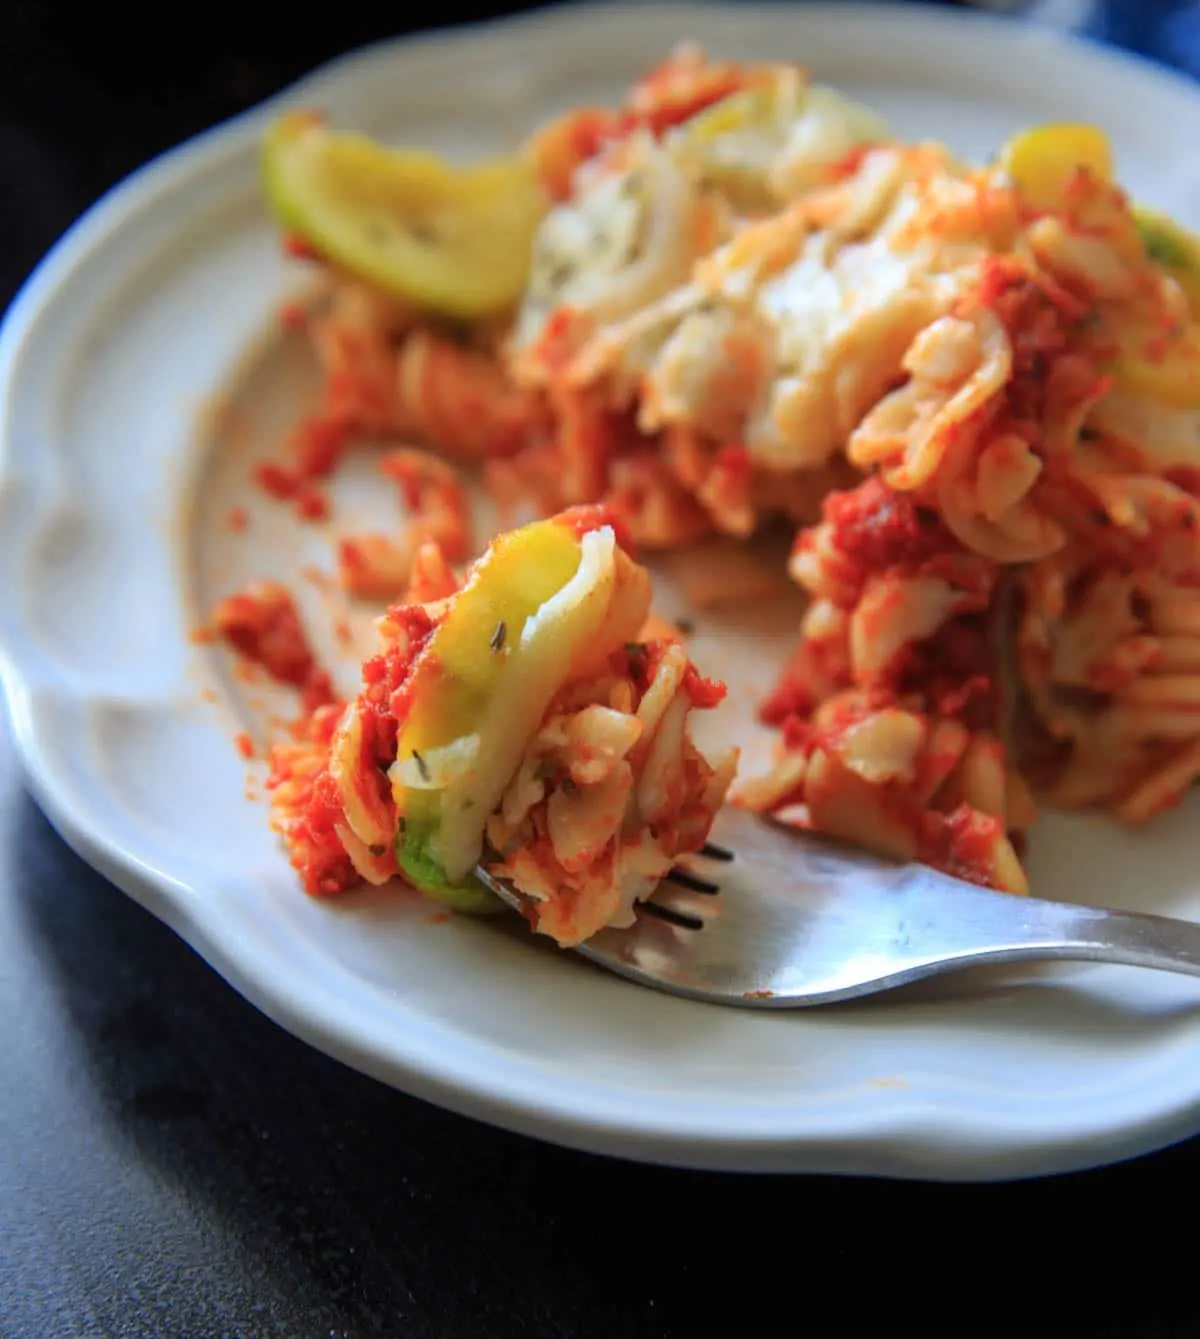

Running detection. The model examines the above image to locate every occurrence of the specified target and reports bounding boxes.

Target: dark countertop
[2,5,1199,1335]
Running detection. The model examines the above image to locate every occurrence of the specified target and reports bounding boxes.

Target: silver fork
[475,805,1200,1007]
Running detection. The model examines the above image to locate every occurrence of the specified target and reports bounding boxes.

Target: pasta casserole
[212,45,1200,938]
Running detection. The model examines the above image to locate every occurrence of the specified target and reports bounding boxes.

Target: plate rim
[4,1,1200,1179]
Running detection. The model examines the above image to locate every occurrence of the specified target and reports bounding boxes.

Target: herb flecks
[490,620,507,653]
[412,750,430,782]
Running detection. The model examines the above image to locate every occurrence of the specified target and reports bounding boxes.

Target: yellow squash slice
[263,111,545,319]
[390,515,649,906]
[1000,123,1112,212]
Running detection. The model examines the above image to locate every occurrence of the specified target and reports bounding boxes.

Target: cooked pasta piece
[487,638,736,944]
[315,312,547,460]
[1016,491,1200,821]
[250,46,1200,905]
[743,477,1029,892]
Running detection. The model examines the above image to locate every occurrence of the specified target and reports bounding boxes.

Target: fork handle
[896,865,1200,980]
[1023,900,1200,976]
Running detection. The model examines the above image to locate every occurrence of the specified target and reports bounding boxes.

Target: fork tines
[665,868,720,895]
[639,901,705,930]
[700,841,734,861]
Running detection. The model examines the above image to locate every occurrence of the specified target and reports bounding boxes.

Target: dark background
[2,3,1198,1336]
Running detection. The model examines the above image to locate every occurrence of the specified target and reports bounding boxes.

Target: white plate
[4,2,1200,1180]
